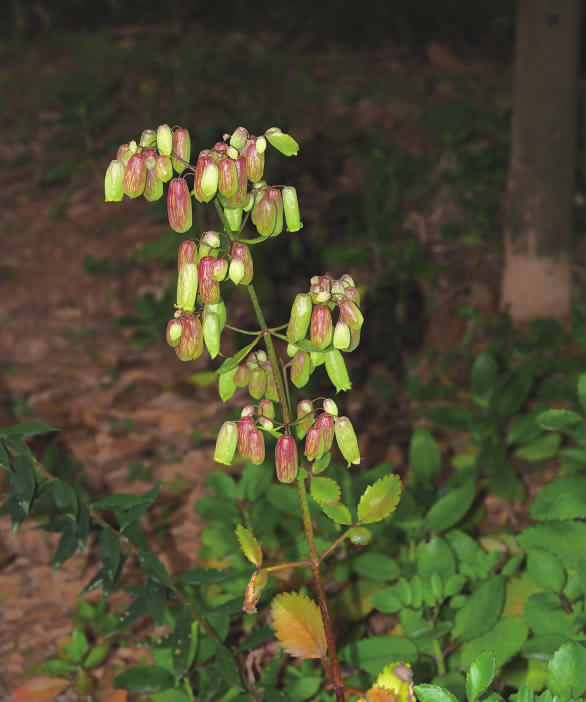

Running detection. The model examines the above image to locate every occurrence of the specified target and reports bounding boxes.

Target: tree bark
[501,0,581,322]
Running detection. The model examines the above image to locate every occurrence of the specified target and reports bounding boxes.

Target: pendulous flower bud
[217,157,238,197]
[338,299,364,331]
[296,399,314,439]
[305,426,325,462]
[258,399,275,419]
[156,124,173,156]
[140,129,157,148]
[230,126,248,150]
[225,157,249,208]
[194,153,218,202]
[116,143,131,163]
[333,319,351,350]
[178,239,198,269]
[234,363,250,387]
[105,160,125,202]
[344,285,361,307]
[143,169,163,201]
[248,367,267,400]
[206,300,226,331]
[176,263,198,312]
[202,307,221,359]
[155,155,173,183]
[315,412,335,451]
[167,178,193,233]
[334,415,361,466]
[175,315,204,361]
[282,186,303,232]
[166,317,184,348]
[122,153,147,198]
[171,127,191,174]
[142,147,157,170]
[198,256,221,304]
[245,139,265,182]
[212,257,229,281]
[310,305,333,350]
[287,293,312,344]
[291,350,311,388]
[275,434,298,483]
[214,421,238,465]
[237,416,256,458]
[264,370,279,403]
[247,428,265,465]
[253,192,276,237]
[325,348,352,392]
[230,243,253,285]
[224,207,243,232]
[265,187,283,237]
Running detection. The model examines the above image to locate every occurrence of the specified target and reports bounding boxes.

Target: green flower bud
[155,155,173,183]
[282,186,303,232]
[214,421,238,465]
[194,153,218,202]
[334,415,361,466]
[287,293,312,344]
[338,299,364,330]
[311,351,326,367]
[295,400,314,439]
[140,129,157,148]
[206,300,226,331]
[143,168,163,201]
[218,157,238,197]
[323,399,338,416]
[340,274,355,288]
[255,135,267,154]
[212,257,228,281]
[201,230,221,250]
[291,350,311,388]
[224,157,249,208]
[229,126,248,150]
[248,368,267,400]
[344,285,361,307]
[229,257,245,285]
[198,256,220,303]
[347,328,361,352]
[275,435,298,483]
[176,263,198,312]
[175,315,204,361]
[333,319,351,350]
[234,363,250,387]
[202,307,221,359]
[310,304,333,349]
[172,127,191,174]
[258,399,274,420]
[166,317,184,348]
[105,160,125,202]
[253,192,276,237]
[122,153,147,198]
[167,178,193,233]
[245,139,265,182]
[325,349,351,392]
[224,207,243,232]
[265,370,279,402]
[116,143,130,163]
[231,243,253,285]
[156,124,173,156]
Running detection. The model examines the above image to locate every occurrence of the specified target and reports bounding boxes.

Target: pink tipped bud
[287,293,312,344]
[142,147,157,170]
[212,257,228,281]
[310,305,333,349]
[139,129,157,148]
[282,186,303,232]
[175,315,204,361]
[338,299,364,331]
[105,160,125,202]
[344,285,361,307]
[230,126,248,150]
[122,153,147,198]
[253,192,277,237]
[225,157,249,208]
[291,350,311,388]
[247,428,266,465]
[214,421,238,465]
[156,124,173,156]
[155,154,173,183]
[315,412,334,451]
[248,368,267,400]
[265,371,279,402]
[234,363,250,387]
[241,405,256,417]
[194,153,218,202]
[334,416,361,466]
[296,399,314,439]
[245,139,265,182]
[230,242,253,286]
[171,127,191,174]
[265,187,284,237]
[143,168,163,201]
[218,157,239,197]
[116,143,131,163]
[258,399,275,420]
[166,317,184,348]
[178,240,198,270]
[176,262,198,312]
[237,416,256,458]
[340,274,355,288]
[275,435,298,483]
[201,230,222,251]
[323,399,339,417]
[305,426,325,462]
[167,178,193,233]
[198,256,221,304]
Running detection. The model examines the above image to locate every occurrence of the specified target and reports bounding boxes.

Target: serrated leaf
[466,651,496,701]
[413,685,459,702]
[546,641,586,698]
[417,535,456,582]
[114,665,175,694]
[265,127,300,156]
[453,576,505,642]
[455,617,528,669]
[529,476,586,521]
[11,678,70,701]
[357,474,401,524]
[518,521,585,569]
[175,567,240,585]
[320,502,352,525]
[271,592,327,659]
[310,477,340,505]
[235,524,262,567]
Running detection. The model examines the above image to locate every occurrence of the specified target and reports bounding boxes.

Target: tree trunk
[501,0,581,322]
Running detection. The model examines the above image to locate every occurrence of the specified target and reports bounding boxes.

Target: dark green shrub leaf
[409,428,441,485]
[453,576,505,642]
[529,476,586,521]
[112,592,149,634]
[83,642,111,669]
[526,548,566,592]
[138,551,172,586]
[515,434,560,462]
[491,371,533,416]
[0,421,58,437]
[518,521,585,569]
[93,492,155,510]
[414,684,460,702]
[357,474,401,524]
[197,496,241,523]
[171,611,196,678]
[466,651,496,702]
[424,479,476,533]
[524,592,579,637]
[176,567,240,585]
[216,644,243,690]
[577,374,585,412]
[70,626,89,664]
[352,552,400,582]
[546,641,586,698]
[235,626,275,653]
[470,352,498,406]
[338,636,417,677]
[371,587,402,613]
[521,633,570,659]
[52,521,78,570]
[536,409,583,431]
[266,484,302,516]
[206,472,237,499]
[506,413,543,445]
[424,406,471,432]
[310,477,341,505]
[99,527,121,580]
[287,676,322,702]
[455,617,528,669]
[146,578,168,627]
[417,536,456,581]
[9,455,36,513]
[238,462,274,501]
[53,479,78,515]
[114,665,175,693]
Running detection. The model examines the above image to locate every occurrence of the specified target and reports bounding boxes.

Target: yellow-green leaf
[320,502,352,525]
[310,477,341,505]
[357,474,402,524]
[271,592,327,659]
[235,524,262,567]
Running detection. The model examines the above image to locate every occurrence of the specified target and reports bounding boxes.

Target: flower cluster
[295,398,361,466]
[233,351,279,402]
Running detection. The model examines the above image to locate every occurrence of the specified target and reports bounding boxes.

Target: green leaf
[218,367,237,402]
[52,521,78,570]
[409,428,441,485]
[357,474,402,524]
[0,421,58,437]
[413,684,460,702]
[515,434,561,462]
[424,406,471,431]
[146,578,168,627]
[526,548,566,592]
[338,636,417,677]
[507,413,543,445]
[175,567,240,585]
[138,551,172,587]
[216,644,243,690]
[217,339,260,374]
[466,651,496,702]
[287,676,322,702]
[171,611,195,678]
[470,351,499,406]
[455,617,528,669]
[69,627,89,664]
[578,374,585,412]
[114,665,176,693]
[536,408,583,431]
[424,480,476,533]
[265,127,300,156]
[320,502,352,525]
[310,477,341,505]
[234,626,275,654]
[92,492,155,510]
[111,592,149,634]
[53,479,78,515]
[42,658,79,675]
[371,587,402,614]
[9,455,36,513]
[238,462,274,501]
[518,521,585,570]
[417,535,456,582]
[524,592,578,637]
[235,524,262,567]
[546,641,586,698]
[453,576,505,642]
[529,476,586,521]
[83,642,111,669]
[352,552,400,582]
[521,633,571,659]
[99,527,121,580]
[492,371,534,416]
[206,472,238,499]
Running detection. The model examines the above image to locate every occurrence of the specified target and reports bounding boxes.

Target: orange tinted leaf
[235,524,263,567]
[365,688,398,702]
[11,678,71,701]
[271,592,327,659]
[243,569,268,614]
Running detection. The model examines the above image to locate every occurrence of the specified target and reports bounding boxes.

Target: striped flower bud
[338,299,364,331]
[140,129,157,148]
[248,368,267,400]
[230,126,248,150]
[176,263,198,312]
[201,230,221,250]
[340,274,355,288]
[245,139,265,182]
[198,256,220,304]
[156,124,173,156]
[116,144,131,163]
[315,412,334,451]
[310,305,333,349]
[122,153,147,198]
[194,153,218,202]
[344,285,361,307]
[247,428,265,465]
[291,350,311,388]
[282,186,303,232]
[171,127,191,174]
[142,147,157,170]
[237,416,256,458]
[202,307,221,359]
[305,425,325,462]
[225,157,249,208]
[333,319,351,350]
[143,168,163,202]
[231,242,253,285]
[214,421,238,465]
[258,399,275,420]
[253,192,276,237]
[178,240,198,270]
[212,257,228,281]
[165,317,184,348]
[265,187,283,237]
[275,435,298,483]
[155,154,173,183]
[287,293,312,343]
[334,415,361,466]
[104,160,125,202]
[295,399,314,439]
[175,315,204,361]
[234,363,250,387]
[218,157,238,197]
[167,178,192,233]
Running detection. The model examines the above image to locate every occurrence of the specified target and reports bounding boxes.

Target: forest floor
[0,24,579,701]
